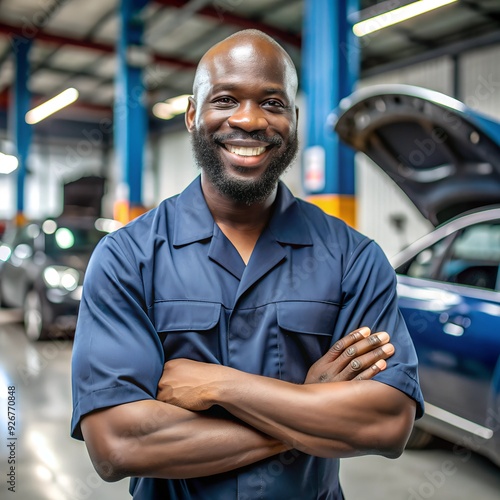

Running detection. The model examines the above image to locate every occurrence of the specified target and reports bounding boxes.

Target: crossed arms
[80,326,416,482]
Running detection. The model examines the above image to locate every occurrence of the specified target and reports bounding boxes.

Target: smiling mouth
[225,145,267,157]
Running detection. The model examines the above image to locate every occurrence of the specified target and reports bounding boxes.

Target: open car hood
[331,84,500,225]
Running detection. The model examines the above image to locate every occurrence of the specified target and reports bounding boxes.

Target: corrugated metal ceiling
[0,0,499,125]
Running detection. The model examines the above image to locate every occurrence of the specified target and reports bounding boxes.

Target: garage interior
[1,1,500,499]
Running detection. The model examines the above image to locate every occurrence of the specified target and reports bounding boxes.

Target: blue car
[334,85,500,466]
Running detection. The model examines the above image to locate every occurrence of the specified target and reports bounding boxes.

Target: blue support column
[115,0,150,222]
[302,0,359,226]
[9,37,32,225]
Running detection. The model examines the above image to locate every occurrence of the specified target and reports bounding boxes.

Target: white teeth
[226,145,266,156]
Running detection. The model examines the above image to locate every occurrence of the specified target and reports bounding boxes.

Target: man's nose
[227,102,269,132]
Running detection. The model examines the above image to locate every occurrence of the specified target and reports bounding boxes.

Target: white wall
[355,155,432,258]
[154,128,197,201]
[359,56,454,95]
[459,44,500,119]
[0,175,15,219]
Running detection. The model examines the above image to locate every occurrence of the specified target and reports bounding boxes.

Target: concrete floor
[1,309,499,500]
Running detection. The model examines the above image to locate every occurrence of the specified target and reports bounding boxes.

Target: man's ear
[295,105,299,123]
[185,96,196,133]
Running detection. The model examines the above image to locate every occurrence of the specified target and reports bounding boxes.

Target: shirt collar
[268,182,313,246]
[173,176,214,246]
[173,176,313,247]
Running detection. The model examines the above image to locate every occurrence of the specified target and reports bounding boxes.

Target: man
[71,29,424,499]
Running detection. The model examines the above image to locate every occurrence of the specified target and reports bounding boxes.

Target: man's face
[186,39,299,204]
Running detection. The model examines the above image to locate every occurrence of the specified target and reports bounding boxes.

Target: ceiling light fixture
[153,94,191,120]
[0,152,19,174]
[353,0,458,37]
[25,87,79,125]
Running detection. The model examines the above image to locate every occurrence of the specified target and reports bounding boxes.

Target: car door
[397,219,500,429]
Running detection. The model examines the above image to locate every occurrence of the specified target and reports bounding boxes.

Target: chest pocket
[277,301,339,383]
[152,301,222,362]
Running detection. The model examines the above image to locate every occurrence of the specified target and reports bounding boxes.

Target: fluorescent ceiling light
[153,94,191,120]
[353,0,458,37]
[0,152,19,174]
[25,87,79,124]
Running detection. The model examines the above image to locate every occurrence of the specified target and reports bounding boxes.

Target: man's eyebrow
[262,87,288,98]
[209,83,288,97]
[210,83,238,93]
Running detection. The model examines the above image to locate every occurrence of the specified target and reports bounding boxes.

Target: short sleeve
[71,233,164,440]
[336,239,424,419]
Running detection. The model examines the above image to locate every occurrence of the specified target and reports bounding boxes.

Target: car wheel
[23,289,50,341]
[405,425,434,449]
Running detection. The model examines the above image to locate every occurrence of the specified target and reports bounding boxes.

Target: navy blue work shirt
[71,176,424,500]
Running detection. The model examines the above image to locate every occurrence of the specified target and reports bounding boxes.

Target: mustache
[212,132,283,147]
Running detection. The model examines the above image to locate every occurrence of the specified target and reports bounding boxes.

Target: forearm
[157,330,414,459]
[212,373,416,458]
[81,399,287,481]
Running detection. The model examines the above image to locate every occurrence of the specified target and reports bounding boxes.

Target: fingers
[327,326,371,361]
[354,359,387,381]
[344,343,395,381]
[340,331,390,362]
[331,330,390,369]
[306,327,395,383]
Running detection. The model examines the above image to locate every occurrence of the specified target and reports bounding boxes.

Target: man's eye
[214,97,234,105]
[264,100,284,108]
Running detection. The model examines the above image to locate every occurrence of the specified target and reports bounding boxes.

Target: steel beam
[8,37,32,225]
[302,0,359,227]
[115,0,150,222]
[0,21,196,69]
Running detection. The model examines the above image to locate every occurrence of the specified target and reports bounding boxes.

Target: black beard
[190,128,298,205]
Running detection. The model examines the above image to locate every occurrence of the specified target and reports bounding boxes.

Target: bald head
[192,30,298,102]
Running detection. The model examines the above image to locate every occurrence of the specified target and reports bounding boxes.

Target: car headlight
[0,244,12,262]
[43,266,80,292]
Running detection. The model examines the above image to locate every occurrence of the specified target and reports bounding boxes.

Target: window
[438,222,500,290]
[398,236,450,279]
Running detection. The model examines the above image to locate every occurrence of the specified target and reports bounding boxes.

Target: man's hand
[304,326,394,384]
[157,358,226,411]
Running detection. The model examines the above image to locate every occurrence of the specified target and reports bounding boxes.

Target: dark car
[333,84,500,466]
[0,215,120,340]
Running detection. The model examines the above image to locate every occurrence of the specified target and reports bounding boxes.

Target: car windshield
[44,225,106,257]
